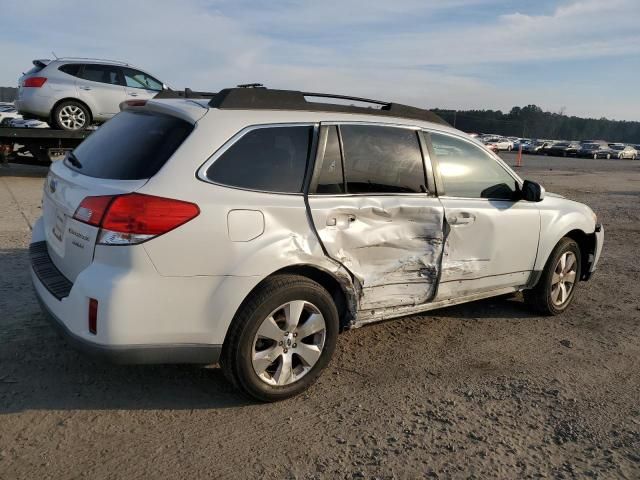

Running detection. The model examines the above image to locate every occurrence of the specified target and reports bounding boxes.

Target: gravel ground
[0,154,639,479]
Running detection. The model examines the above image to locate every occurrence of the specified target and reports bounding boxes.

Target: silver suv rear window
[66,111,193,180]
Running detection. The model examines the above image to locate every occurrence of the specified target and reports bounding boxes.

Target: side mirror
[521,180,545,202]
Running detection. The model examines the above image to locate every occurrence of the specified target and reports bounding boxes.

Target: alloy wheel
[252,300,326,386]
[551,251,577,306]
[59,105,86,130]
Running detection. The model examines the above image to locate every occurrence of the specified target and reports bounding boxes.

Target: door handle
[128,92,139,97]
[326,214,356,228]
[79,86,91,91]
[448,212,475,225]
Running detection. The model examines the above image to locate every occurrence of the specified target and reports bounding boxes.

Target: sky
[1,0,639,121]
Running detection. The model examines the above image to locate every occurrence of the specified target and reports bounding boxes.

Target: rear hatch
[42,108,195,281]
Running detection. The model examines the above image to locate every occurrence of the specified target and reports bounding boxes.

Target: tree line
[432,105,640,143]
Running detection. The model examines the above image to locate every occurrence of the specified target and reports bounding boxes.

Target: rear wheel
[220,274,339,402]
[524,238,581,315]
[52,101,90,131]
[606,153,611,160]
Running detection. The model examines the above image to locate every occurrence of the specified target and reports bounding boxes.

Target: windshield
[581,144,599,150]
[66,110,193,180]
[610,145,624,150]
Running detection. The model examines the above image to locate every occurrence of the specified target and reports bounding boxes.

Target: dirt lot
[1,154,639,479]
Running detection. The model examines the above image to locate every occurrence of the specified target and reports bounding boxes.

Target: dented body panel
[436,197,541,299]
[307,195,445,315]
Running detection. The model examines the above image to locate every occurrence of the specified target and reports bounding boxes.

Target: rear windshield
[66,110,193,180]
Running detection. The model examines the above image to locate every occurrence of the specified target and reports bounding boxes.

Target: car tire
[52,101,91,131]
[593,153,598,159]
[606,153,611,160]
[524,237,581,316]
[220,274,339,402]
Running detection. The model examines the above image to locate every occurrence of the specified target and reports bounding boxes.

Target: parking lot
[0,153,638,479]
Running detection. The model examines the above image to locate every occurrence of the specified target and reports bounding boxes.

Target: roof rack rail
[56,57,131,66]
[207,87,449,126]
[153,88,218,100]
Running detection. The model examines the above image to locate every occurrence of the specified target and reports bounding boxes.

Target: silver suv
[16,58,167,130]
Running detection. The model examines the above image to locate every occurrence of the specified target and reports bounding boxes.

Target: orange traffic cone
[515,145,523,167]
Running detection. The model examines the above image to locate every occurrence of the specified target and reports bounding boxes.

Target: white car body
[30,91,604,371]
[484,138,514,151]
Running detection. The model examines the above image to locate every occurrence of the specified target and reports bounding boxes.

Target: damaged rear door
[307,123,445,314]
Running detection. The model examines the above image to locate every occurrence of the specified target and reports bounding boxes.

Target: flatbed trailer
[0,127,92,165]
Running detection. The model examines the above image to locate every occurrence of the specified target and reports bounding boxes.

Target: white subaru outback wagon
[31,87,604,401]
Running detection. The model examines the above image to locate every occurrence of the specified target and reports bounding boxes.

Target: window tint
[340,125,425,194]
[58,64,81,77]
[206,126,313,193]
[430,132,517,200]
[122,67,163,91]
[314,126,345,194]
[67,111,193,180]
[79,64,122,85]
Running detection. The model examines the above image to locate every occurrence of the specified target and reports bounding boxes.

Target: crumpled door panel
[307,196,445,313]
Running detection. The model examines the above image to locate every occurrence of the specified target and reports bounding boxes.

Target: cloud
[1,0,638,120]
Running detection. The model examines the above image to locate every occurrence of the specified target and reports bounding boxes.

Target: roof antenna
[51,51,59,59]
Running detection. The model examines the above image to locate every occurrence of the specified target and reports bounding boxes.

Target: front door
[427,130,541,299]
[307,123,446,313]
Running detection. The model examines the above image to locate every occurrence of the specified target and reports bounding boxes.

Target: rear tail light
[73,193,200,245]
[88,298,98,334]
[23,77,47,88]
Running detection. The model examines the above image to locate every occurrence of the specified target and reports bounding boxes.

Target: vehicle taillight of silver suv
[16,58,167,131]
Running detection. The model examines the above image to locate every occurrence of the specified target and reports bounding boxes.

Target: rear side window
[67,111,193,180]
[58,64,81,77]
[340,125,426,194]
[206,125,313,193]
[78,64,123,85]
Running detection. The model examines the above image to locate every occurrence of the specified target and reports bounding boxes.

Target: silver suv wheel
[59,105,86,130]
[252,300,326,386]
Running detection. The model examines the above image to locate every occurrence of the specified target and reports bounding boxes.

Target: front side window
[430,132,517,200]
[206,125,313,193]
[122,67,163,91]
[79,64,122,86]
[340,125,426,194]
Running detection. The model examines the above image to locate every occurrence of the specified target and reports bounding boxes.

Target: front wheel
[606,153,611,160]
[220,274,339,402]
[524,238,581,315]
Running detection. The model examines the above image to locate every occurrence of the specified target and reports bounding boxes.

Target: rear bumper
[34,287,221,364]
[29,217,226,365]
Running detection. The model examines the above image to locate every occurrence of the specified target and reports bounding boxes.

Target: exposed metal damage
[308,201,446,326]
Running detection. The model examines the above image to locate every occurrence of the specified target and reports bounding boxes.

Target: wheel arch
[252,264,357,331]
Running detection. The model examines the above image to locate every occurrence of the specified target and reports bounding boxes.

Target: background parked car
[522,140,550,154]
[484,137,514,151]
[609,144,638,160]
[577,143,614,159]
[545,141,580,157]
[16,58,168,131]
